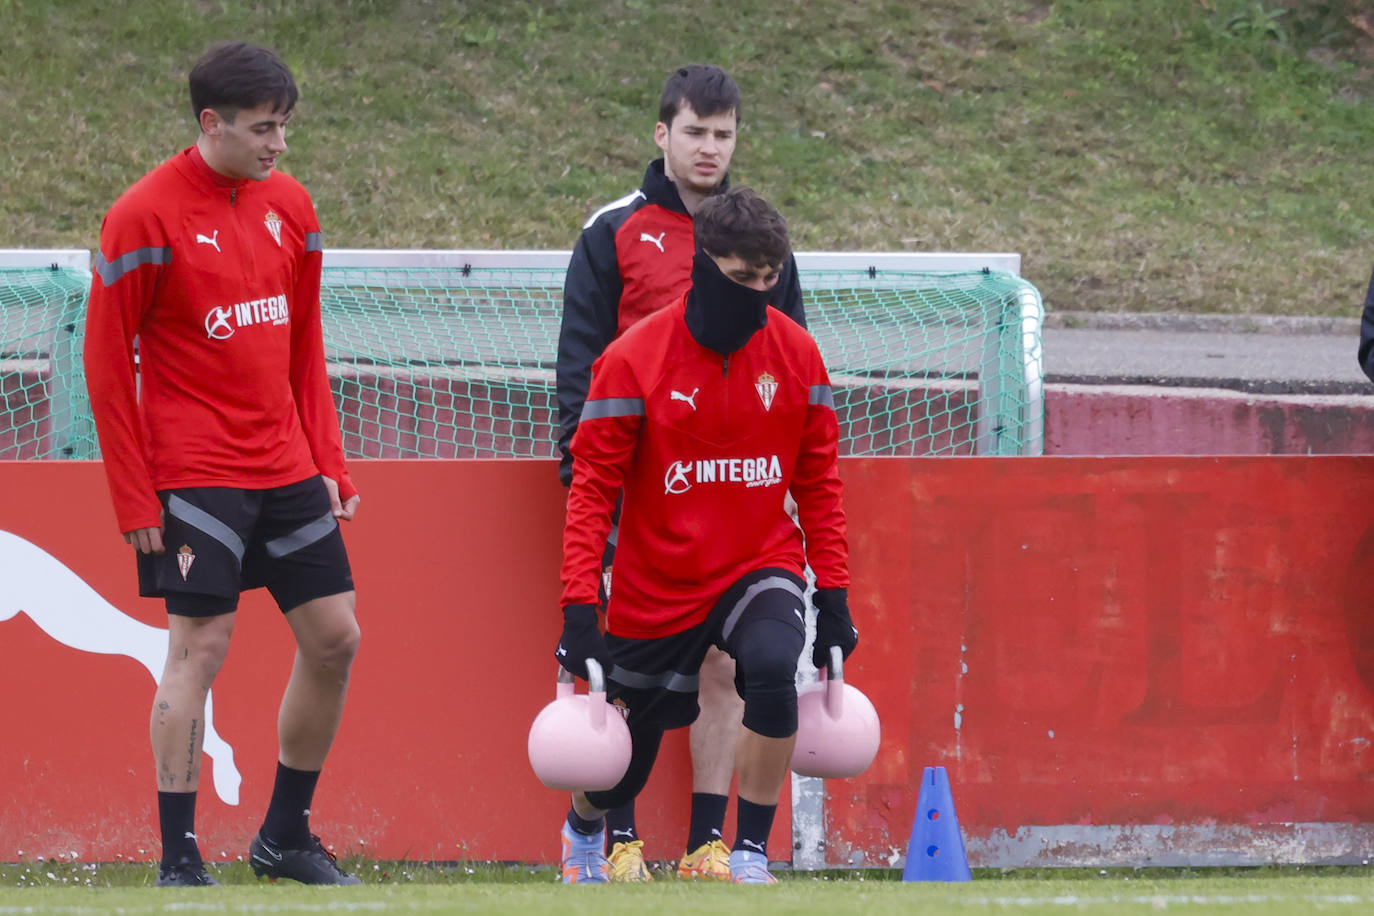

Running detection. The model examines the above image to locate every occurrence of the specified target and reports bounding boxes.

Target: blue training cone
[901,765,972,882]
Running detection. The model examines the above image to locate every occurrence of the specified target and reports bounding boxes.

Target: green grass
[1,863,1373,914]
[1,0,1373,316]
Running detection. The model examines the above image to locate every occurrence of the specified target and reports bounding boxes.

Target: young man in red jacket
[557,63,807,883]
[555,187,858,886]
[84,41,362,887]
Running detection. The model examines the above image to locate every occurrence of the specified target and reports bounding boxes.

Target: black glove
[812,588,858,671]
[555,604,613,681]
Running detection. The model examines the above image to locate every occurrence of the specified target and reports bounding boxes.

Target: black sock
[606,800,638,844]
[158,790,201,866]
[687,792,729,851]
[732,797,776,857]
[567,806,605,836]
[260,763,320,848]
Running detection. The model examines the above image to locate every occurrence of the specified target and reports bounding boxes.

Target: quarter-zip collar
[172,145,252,202]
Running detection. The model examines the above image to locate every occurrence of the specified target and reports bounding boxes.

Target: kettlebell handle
[824,645,844,718]
[586,658,607,728]
[556,658,607,693]
[586,658,606,693]
[555,659,609,728]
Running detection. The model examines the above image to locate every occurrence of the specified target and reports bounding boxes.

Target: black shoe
[249,831,362,885]
[156,860,221,887]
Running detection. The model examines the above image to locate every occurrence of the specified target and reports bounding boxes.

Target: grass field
[2,863,1373,914]
[2,0,1373,316]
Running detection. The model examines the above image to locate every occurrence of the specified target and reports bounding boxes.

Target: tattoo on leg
[186,718,199,785]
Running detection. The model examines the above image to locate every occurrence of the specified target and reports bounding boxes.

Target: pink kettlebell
[791,646,881,779]
[528,659,632,792]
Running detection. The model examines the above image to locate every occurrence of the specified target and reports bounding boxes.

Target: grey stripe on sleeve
[809,385,835,409]
[305,232,323,252]
[721,576,807,642]
[94,246,172,287]
[265,512,338,558]
[167,494,245,564]
[581,397,645,421]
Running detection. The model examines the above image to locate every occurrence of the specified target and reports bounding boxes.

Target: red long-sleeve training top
[561,295,848,639]
[84,146,354,533]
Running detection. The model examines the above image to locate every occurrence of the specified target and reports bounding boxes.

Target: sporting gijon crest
[755,372,778,411]
[263,208,283,247]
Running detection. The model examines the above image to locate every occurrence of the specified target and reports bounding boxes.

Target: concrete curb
[1044,311,1359,336]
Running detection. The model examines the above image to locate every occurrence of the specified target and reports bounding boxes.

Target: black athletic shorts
[604,567,806,731]
[137,475,354,617]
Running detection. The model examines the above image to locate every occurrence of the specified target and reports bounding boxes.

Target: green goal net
[0,256,94,460]
[0,250,1043,462]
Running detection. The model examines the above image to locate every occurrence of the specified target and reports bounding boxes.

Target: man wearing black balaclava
[553,187,858,887]
[555,66,807,884]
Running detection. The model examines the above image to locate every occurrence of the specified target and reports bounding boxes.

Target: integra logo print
[205,306,235,340]
[202,294,291,340]
[664,460,693,494]
[663,456,784,495]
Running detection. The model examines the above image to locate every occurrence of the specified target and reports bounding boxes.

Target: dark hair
[189,41,298,123]
[659,64,742,127]
[694,186,790,268]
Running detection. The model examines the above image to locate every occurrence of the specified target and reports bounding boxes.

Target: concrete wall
[1045,384,1374,456]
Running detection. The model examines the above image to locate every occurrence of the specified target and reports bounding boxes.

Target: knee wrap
[585,719,663,812]
[734,618,804,739]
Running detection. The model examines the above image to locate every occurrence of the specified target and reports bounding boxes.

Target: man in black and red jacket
[555,64,806,883]
[554,187,857,886]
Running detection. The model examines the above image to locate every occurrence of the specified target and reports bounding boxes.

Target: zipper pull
[230,187,237,206]
[722,354,729,377]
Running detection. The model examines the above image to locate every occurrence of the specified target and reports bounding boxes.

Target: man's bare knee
[287,593,361,674]
[165,614,234,687]
[316,621,361,674]
[300,618,360,676]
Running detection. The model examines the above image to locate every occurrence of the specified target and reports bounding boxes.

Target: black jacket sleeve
[1358,266,1374,384]
[556,220,622,485]
[773,253,806,329]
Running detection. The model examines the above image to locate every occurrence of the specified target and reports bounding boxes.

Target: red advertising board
[0,459,779,864]
[3,457,1373,866]
[830,456,1374,866]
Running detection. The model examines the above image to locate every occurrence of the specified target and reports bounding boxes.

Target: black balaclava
[684,248,773,355]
